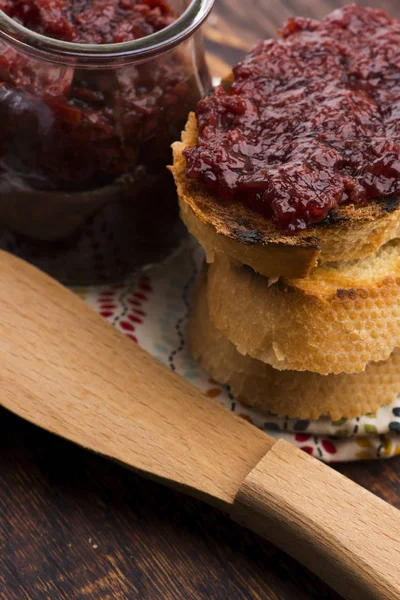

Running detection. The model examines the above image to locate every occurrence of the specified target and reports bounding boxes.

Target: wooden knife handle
[231,439,400,600]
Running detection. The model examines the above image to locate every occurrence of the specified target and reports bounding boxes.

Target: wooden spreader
[0,251,398,600]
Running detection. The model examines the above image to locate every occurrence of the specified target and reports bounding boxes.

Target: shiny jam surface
[185,4,400,233]
[0,0,175,43]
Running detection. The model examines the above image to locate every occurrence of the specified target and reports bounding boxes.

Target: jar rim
[0,0,215,65]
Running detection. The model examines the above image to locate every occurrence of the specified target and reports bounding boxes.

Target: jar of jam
[0,0,213,283]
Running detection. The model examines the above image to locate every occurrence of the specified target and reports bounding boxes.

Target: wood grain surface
[1,1,400,599]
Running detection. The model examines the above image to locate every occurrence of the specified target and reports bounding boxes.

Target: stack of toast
[171,114,400,420]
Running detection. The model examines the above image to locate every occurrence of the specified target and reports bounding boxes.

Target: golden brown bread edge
[171,113,400,279]
[189,269,400,419]
[206,240,400,375]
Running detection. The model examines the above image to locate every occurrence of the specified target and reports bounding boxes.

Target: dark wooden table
[1,1,400,598]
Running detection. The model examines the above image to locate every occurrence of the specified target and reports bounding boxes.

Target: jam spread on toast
[185,5,400,233]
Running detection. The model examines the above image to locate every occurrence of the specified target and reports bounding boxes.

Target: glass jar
[0,0,213,284]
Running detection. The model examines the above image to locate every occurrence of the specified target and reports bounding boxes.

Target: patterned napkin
[75,239,400,463]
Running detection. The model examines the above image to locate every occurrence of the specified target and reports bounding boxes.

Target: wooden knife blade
[0,250,399,600]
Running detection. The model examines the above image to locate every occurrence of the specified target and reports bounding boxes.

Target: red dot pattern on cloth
[94,274,153,345]
[140,282,153,293]
[322,440,337,454]
[134,292,148,301]
[128,315,143,324]
[129,299,142,307]
[295,434,311,443]
[300,446,314,455]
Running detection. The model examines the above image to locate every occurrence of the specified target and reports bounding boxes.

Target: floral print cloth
[74,240,400,463]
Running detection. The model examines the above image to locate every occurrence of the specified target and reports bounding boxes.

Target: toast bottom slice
[189,270,400,420]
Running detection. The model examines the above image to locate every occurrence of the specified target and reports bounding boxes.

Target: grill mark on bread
[336,288,370,300]
[336,288,358,299]
[318,209,348,227]
[230,216,322,249]
[231,227,265,245]
[379,195,400,215]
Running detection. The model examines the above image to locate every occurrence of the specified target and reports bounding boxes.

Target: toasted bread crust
[171,113,400,279]
[206,241,400,375]
[189,273,400,419]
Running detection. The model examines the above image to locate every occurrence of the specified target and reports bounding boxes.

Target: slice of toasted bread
[206,240,400,375]
[171,113,400,279]
[189,272,400,420]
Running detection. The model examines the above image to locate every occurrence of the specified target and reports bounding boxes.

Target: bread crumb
[267,277,279,287]
[272,342,286,361]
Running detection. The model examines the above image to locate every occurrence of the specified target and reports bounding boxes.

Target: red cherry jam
[0,0,176,43]
[185,4,400,233]
[0,0,210,283]
[0,0,181,191]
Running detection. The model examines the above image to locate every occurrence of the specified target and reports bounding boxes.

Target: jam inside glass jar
[0,0,213,283]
